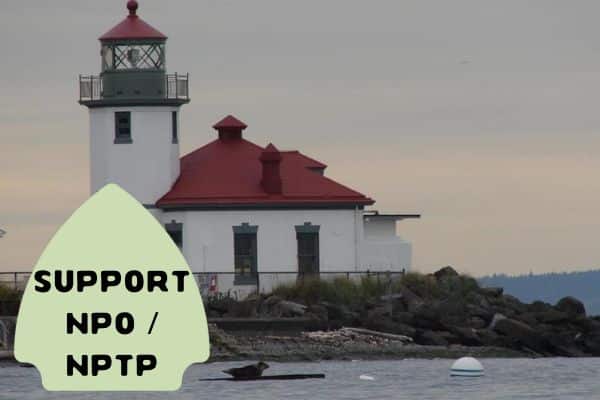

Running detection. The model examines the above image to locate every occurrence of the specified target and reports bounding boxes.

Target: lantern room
[79,0,189,106]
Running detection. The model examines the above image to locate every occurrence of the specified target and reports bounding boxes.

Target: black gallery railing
[79,73,190,102]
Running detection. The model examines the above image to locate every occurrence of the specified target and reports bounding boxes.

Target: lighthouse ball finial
[127,0,139,15]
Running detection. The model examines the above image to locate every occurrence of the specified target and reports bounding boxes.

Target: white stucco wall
[157,209,362,294]
[361,217,412,272]
[152,208,413,295]
[160,209,359,271]
[89,106,180,204]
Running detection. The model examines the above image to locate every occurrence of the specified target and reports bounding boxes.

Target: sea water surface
[1,358,599,400]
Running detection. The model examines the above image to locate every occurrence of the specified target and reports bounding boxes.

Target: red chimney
[213,115,247,141]
[260,143,283,194]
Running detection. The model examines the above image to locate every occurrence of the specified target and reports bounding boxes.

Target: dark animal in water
[223,362,270,379]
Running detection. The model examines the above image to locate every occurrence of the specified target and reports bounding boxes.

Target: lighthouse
[79,0,189,206]
[77,1,419,294]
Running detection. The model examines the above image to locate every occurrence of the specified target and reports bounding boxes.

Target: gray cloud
[1,0,599,274]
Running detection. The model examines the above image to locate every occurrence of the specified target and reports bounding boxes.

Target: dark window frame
[114,111,132,144]
[171,111,178,144]
[233,223,258,285]
[295,223,320,277]
[165,220,183,249]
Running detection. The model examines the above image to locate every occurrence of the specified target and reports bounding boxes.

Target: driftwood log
[303,327,413,344]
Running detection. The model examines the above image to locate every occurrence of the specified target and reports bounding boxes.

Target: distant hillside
[479,270,600,316]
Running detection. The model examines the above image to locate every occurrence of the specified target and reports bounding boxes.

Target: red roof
[260,143,282,162]
[157,122,374,208]
[100,1,167,41]
[281,151,327,169]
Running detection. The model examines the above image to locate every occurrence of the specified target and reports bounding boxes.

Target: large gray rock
[480,287,503,297]
[516,312,539,327]
[534,310,570,324]
[417,330,450,346]
[413,302,444,330]
[468,316,487,329]
[529,300,554,313]
[450,326,483,346]
[366,306,391,321]
[392,311,415,325]
[433,266,459,281]
[306,304,328,321]
[273,300,307,317]
[488,313,507,330]
[321,302,357,326]
[396,285,424,312]
[501,295,528,314]
[364,306,404,334]
[493,317,549,354]
[466,304,494,323]
[582,332,600,356]
[556,297,586,317]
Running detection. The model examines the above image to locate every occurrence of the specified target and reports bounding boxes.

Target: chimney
[213,115,247,141]
[260,143,283,194]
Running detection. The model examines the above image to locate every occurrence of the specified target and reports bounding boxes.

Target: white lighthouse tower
[79,0,189,206]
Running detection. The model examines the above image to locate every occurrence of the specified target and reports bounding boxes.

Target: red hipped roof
[157,118,374,208]
[100,1,167,41]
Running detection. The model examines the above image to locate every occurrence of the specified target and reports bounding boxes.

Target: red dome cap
[213,115,248,130]
[127,0,139,15]
[100,1,167,41]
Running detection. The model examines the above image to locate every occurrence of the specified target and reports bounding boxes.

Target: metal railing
[193,270,406,298]
[0,272,29,291]
[166,73,189,99]
[0,270,405,297]
[79,73,189,102]
[79,75,102,101]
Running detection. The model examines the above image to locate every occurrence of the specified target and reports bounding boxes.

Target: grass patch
[272,275,394,307]
[271,271,480,307]
[0,284,21,301]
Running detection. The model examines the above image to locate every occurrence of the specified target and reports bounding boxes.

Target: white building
[80,1,419,295]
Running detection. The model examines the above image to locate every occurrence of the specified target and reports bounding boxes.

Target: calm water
[1,358,599,400]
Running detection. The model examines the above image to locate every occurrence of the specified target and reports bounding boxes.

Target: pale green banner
[15,184,210,391]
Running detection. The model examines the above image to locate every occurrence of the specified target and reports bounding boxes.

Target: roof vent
[260,143,283,194]
[213,115,247,141]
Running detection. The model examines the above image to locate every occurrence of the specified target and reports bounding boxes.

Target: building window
[296,223,320,277]
[165,220,183,249]
[171,111,178,144]
[114,111,132,144]
[233,223,258,285]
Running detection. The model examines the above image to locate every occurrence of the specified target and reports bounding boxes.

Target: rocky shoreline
[3,266,600,364]
[208,325,526,362]
[207,267,600,358]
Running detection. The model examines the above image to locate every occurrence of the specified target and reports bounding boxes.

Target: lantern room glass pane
[102,45,114,70]
[102,43,165,71]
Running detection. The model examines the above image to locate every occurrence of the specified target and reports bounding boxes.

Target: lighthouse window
[172,111,178,144]
[165,221,183,249]
[114,112,132,144]
[233,224,258,285]
[103,44,165,71]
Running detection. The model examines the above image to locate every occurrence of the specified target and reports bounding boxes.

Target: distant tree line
[479,270,600,316]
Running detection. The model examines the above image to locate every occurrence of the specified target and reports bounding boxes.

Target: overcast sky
[1,0,600,276]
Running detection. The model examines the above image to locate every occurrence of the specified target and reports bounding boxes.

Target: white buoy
[450,357,484,377]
